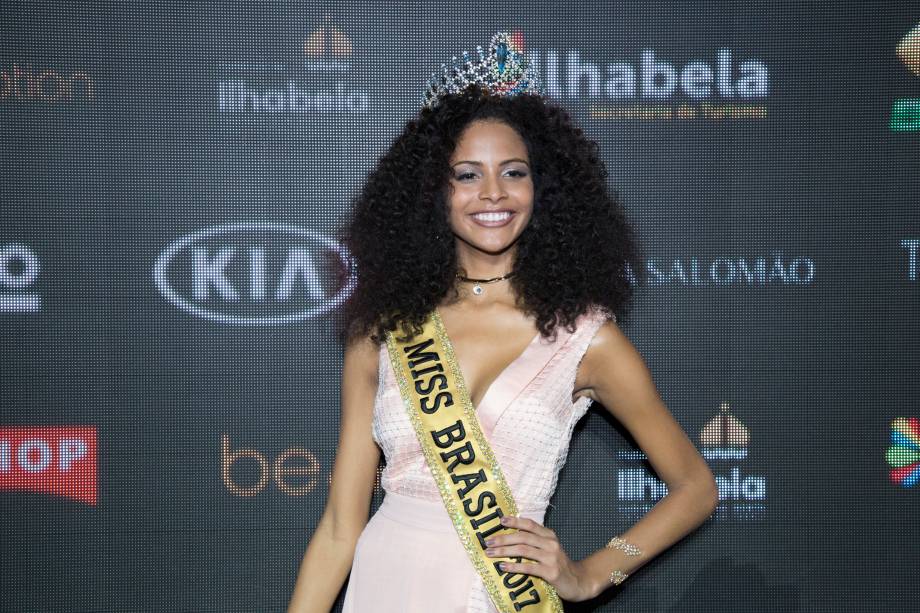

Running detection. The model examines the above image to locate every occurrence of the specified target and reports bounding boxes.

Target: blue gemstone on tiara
[496,42,508,74]
[421,32,544,109]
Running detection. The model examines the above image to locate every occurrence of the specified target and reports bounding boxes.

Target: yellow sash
[385,309,564,613]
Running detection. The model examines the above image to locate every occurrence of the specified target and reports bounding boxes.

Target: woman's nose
[479,173,507,201]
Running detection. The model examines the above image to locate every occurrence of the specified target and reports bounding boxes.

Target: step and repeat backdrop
[2,1,918,612]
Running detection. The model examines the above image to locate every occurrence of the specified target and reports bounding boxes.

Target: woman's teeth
[472,211,512,222]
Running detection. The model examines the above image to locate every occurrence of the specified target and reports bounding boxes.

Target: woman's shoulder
[573,303,617,331]
[576,303,635,371]
[562,304,619,359]
[537,305,616,353]
[343,329,382,386]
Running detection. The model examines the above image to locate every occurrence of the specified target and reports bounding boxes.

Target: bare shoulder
[574,316,647,403]
[584,316,630,355]
[343,329,382,390]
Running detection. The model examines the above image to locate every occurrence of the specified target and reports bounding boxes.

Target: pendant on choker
[456,271,514,296]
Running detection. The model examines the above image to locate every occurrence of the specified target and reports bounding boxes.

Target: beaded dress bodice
[372,305,613,515]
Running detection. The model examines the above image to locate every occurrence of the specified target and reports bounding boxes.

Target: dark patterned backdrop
[1,1,918,611]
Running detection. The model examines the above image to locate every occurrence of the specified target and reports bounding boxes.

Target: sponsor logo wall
[2,3,918,612]
[529,46,770,121]
[891,22,920,131]
[0,427,97,505]
[0,244,41,312]
[888,418,920,488]
[153,222,353,325]
[217,25,371,115]
[0,64,95,103]
[616,403,767,522]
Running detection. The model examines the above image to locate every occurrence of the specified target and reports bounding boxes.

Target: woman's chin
[456,237,520,256]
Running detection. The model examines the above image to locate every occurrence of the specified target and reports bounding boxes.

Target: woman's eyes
[454,169,528,181]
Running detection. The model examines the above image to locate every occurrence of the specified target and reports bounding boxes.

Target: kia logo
[153,222,353,325]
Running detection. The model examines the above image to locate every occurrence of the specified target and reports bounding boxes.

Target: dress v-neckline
[433,308,541,413]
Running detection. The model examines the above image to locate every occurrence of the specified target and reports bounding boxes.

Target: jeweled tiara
[421,32,544,109]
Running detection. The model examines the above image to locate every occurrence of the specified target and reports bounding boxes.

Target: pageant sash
[385,309,564,613]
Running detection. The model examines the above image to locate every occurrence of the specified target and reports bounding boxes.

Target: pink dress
[342,306,613,612]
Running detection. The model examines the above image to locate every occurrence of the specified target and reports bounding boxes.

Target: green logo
[890,99,920,132]
[891,24,920,131]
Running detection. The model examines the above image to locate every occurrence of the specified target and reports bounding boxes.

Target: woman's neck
[455,245,516,280]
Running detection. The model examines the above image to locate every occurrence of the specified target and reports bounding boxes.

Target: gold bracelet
[609,569,629,585]
[606,535,642,556]
[605,535,642,585]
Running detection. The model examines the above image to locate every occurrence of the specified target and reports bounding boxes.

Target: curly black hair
[335,85,644,346]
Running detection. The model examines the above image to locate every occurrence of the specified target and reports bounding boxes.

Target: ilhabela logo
[153,222,354,325]
[887,417,920,488]
[616,402,766,521]
[517,28,770,121]
[217,21,369,114]
[0,426,97,505]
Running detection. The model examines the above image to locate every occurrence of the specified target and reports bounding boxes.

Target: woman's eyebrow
[451,158,530,167]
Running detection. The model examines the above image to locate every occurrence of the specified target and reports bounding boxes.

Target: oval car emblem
[153,222,354,325]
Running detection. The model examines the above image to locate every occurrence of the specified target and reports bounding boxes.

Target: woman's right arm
[286,333,382,613]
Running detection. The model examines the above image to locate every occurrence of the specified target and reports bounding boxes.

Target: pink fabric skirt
[342,490,547,612]
[342,489,479,612]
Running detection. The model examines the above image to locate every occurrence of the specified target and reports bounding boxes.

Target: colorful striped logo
[887,417,920,488]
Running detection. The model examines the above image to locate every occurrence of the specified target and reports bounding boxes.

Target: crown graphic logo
[700,402,749,460]
[422,31,543,109]
[304,22,352,58]
[897,23,920,77]
[887,417,920,488]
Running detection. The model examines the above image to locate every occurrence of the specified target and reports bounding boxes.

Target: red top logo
[0,426,97,506]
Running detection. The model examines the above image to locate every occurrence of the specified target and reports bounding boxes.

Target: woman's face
[446,119,534,257]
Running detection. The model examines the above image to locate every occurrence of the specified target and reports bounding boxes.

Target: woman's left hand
[484,515,597,602]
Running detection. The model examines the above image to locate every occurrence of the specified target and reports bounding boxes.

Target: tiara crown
[422,32,544,109]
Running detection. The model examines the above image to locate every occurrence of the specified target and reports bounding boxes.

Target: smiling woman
[287,32,718,613]
[447,120,534,263]
[335,80,644,343]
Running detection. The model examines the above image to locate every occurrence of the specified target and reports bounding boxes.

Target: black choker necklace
[455,271,514,295]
